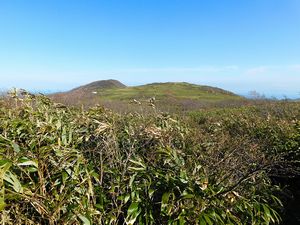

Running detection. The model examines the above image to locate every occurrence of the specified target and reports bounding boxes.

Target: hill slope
[70,79,126,92]
[98,82,239,100]
[50,80,244,111]
[49,79,126,106]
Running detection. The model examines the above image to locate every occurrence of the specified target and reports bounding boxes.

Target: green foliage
[0,92,299,224]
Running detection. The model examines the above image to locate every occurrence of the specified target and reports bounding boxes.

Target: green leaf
[4,171,23,193]
[78,214,91,225]
[161,192,171,211]
[62,171,69,184]
[129,174,136,188]
[62,126,67,146]
[148,188,155,199]
[270,208,281,224]
[0,160,12,171]
[271,195,283,207]
[68,129,73,144]
[262,204,271,223]
[127,202,139,214]
[199,216,207,225]
[128,158,147,172]
[12,142,20,153]
[124,194,130,204]
[181,190,194,199]
[27,167,38,173]
[178,215,186,225]
[128,166,146,172]
[161,192,175,215]
[126,202,141,225]
[0,199,6,211]
[210,211,223,223]
[56,120,62,129]
[204,215,213,225]
[17,157,38,168]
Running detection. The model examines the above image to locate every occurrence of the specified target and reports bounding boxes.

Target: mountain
[49,79,126,105]
[50,80,244,111]
[70,79,126,92]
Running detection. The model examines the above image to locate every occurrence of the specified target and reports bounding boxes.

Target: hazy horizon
[0,79,298,100]
[1,0,300,98]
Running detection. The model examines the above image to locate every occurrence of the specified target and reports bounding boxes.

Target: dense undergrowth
[0,91,299,224]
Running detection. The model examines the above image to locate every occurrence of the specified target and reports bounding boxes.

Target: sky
[0,0,300,98]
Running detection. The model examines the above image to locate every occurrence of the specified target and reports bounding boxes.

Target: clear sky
[0,0,300,98]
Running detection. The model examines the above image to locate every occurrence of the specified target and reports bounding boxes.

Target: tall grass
[0,91,299,224]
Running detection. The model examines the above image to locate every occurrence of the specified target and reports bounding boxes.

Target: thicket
[0,91,299,224]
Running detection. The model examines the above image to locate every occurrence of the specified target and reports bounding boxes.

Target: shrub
[1,92,298,224]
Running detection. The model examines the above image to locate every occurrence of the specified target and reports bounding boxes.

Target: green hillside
[50,80,244,111]
[97,82,240,101]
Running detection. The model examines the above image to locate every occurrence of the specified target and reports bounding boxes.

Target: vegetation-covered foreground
[0,91,300,224]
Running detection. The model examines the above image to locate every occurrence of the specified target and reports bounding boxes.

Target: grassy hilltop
[97,82,240,100]
[50,80,244,111]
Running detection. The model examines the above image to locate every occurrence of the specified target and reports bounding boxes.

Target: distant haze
[1,75,299,99]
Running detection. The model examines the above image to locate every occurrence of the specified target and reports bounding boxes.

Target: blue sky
[0,0,300,98]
